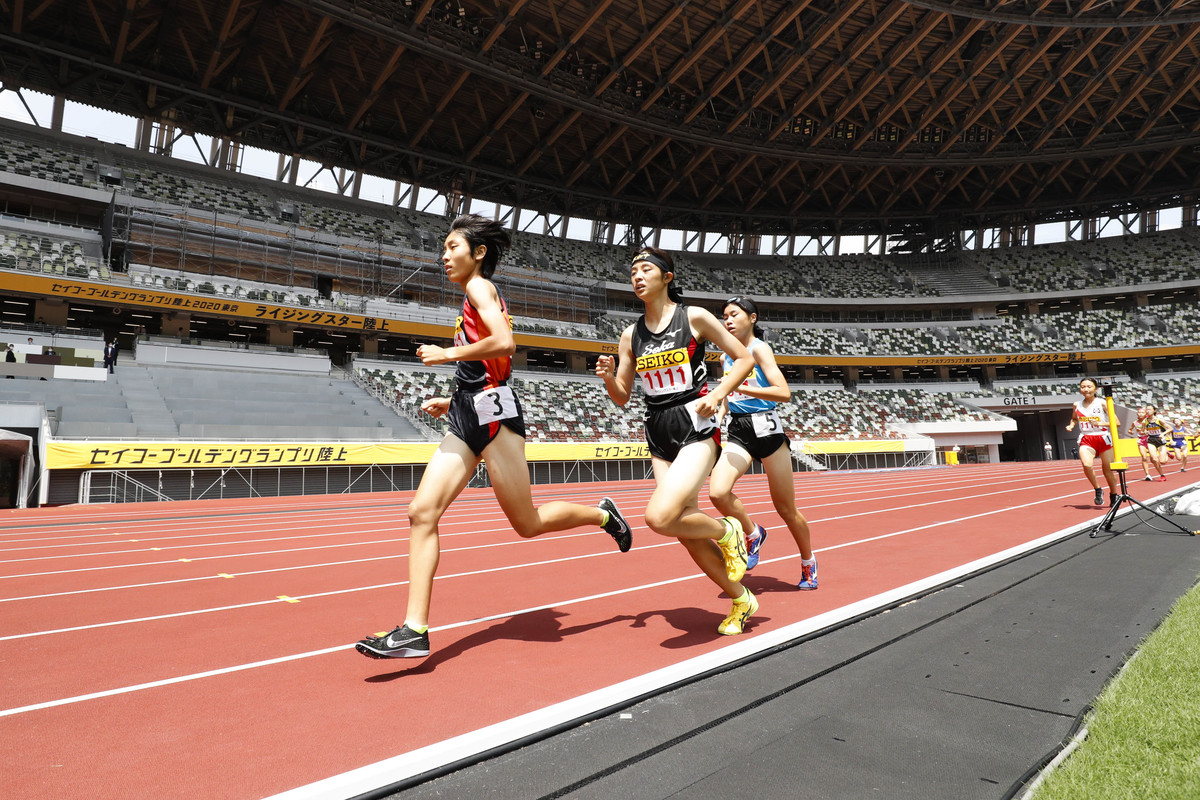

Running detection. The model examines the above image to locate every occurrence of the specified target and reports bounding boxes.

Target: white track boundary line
[262,511,1115,800]
[1,485,1121,702]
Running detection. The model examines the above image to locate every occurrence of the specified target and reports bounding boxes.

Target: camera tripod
[1090,465,1199,538]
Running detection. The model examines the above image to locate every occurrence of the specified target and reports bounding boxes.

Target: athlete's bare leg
[484,426,605,536]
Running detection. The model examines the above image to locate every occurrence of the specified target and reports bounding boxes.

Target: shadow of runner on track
[363,608,638,680]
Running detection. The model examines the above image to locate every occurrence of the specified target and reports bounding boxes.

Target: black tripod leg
[1090,499,1124,537]
[1119,496,1198,536]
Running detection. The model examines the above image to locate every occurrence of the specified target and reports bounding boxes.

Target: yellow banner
[3,272,450,337]
[47,439,653,469]
[800,439,907,454]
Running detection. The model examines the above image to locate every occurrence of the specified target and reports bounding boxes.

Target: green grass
[1033,579,1200,800]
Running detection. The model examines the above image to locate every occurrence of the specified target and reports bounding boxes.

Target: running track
[0,461,1182,799]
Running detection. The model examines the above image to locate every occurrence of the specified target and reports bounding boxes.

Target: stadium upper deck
[1,120,1199,385]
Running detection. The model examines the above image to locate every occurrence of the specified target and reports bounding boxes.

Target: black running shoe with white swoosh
[356,624,430,659]
[599,497,632,552]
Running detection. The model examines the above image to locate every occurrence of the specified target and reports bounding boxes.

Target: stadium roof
[5,0,1200,239]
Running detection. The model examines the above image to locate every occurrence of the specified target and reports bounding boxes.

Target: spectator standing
[1044,441,1053,460]
[103,339,118,373]
[5,343,15,378]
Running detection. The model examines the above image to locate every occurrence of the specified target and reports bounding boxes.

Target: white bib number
[684,398,717,432]
[751,410,783,438]
[472,386,518,424]
[639,364,694,398]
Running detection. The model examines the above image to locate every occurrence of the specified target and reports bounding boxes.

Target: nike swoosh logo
[386,634,417,648]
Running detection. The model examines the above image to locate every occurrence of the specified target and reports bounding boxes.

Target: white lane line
[0,485,1118,709]
[262,511,1117,800]
[0,472,1081,581]
[0,544,663,643]
[0,528,619,584]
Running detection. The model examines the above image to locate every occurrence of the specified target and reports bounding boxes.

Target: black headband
[725,295,759,316]
[632,251,671,273]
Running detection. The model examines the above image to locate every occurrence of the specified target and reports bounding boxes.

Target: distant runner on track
[1066,377,1119,508]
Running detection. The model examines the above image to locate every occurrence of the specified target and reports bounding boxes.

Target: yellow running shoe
[717,516,748,582]
[718,589,759,635]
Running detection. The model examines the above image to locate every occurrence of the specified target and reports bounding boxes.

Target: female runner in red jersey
[356,214,632,660]
[1065,377,1119,507]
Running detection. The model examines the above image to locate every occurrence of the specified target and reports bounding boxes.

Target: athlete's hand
[595,355,616,380]
[417,344,450,366]
[421,397,450,418]
[693,394,720,419]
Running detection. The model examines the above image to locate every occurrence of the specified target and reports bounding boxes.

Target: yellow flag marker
[277,596,300,603]
[217,573,234,579]
[178,558,191,563]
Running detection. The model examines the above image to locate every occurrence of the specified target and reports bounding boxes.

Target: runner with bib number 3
[709,297,817,590]
[356,214,633,660]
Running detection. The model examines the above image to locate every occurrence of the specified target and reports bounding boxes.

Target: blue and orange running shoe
[797,560,819,591]
[746,524,768,570]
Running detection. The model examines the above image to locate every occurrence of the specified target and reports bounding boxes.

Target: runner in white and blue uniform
[709,297,817,589]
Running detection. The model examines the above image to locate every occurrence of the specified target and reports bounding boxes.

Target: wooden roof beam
[347,43,409,130]
[612,137,673,195]
[639,0,758,111]
[1133,58,1200,141]
[680,1,815,124]
[591,2,690,96]
[723,0,864,134]
[409,68,470,149]
[798,9,945,144]
[895,23,1052,156]
[278,16,334,111]
[1131,146,1184,196]
[835,166,886,215]
[757,1,910,139]
[972,163,1024,211]
[849,17,990,151]
[1031,23,1156,150]
[517,109,584,175]
[565,124,629,186]
[655,146,715,204]
[1082,25,1200,147]
[539,0,616,76]
[467,91,531,161]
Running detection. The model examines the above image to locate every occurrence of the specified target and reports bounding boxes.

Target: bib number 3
[473,386,518,424]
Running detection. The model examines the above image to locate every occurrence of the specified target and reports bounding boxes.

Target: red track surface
[1,461,1180,799]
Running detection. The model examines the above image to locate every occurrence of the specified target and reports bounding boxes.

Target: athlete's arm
[596,325,635,406]
[729,340,791,403]
[689,306,753,415]
[418,277,514,366]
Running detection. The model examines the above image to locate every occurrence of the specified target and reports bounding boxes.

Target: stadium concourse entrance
[975,395,1136,462]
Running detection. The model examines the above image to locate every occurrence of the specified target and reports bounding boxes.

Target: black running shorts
[726,412,790,462]
[644,402,720,461]
[447,385,526,457]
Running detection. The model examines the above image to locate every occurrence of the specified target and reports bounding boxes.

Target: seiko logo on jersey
[637,347,687,371]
